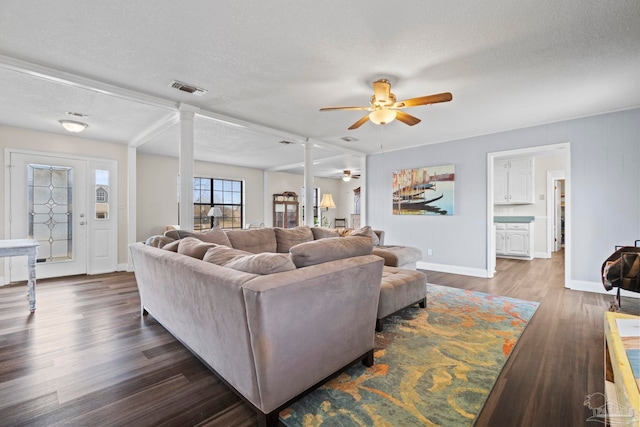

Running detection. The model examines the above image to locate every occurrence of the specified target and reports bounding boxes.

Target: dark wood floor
[0,252,637,426]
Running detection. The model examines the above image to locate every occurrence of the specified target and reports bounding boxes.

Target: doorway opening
[486,143,570,287]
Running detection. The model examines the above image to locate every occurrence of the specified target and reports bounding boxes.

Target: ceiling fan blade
[373,79,391,104]
[395,110,421,126]
[320,106,370,111]
[395,92,453,108]
[348,114,371,130]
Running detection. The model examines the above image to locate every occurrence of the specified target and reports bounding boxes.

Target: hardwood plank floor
[0,252,637,426]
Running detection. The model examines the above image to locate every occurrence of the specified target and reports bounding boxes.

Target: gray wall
[367,108,640,288]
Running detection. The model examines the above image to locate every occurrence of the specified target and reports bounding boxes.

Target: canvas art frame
[393,164,455,215]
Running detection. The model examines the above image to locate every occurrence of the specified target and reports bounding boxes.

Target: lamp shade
[319,193,336,209]
[207,207,223,217]
[369,108,397,125]
[59,120,88,133]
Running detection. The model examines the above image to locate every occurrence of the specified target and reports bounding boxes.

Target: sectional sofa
[130,225,426,426]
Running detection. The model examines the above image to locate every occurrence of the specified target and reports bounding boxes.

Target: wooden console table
[0,239,38,312]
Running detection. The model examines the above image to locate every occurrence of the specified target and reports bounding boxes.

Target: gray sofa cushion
[195,227,232,246]
[349,225,380,246]
[226,228,277,253]
[224,253,296,275]
[164,229,196,240]
[274,226,313,253]
[289,236,373,268]
[311,227,340,240]
[203,246,252,265]
[163,240,180,252]
[177,237,220,259]
[145,235,175,248]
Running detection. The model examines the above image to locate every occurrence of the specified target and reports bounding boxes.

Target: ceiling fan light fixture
[59,120,88,133]
[342,174,352,182]
[369,108,397,125]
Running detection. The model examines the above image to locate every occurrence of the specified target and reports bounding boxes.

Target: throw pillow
[224,253,296,275]
[177,237,220,259]
[349,225,380,246]
[145,235,175,248]
[162,240,180,252]
[289,236,373,268]
[203,246,252,265]
[195,227,232,247]
[225,228,277,253]
[164,229,196,240]
[274,226,314,253]
[311,227,340,240]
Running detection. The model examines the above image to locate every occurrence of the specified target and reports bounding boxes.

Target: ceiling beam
[129,112,180,148]
[0,53,177,111]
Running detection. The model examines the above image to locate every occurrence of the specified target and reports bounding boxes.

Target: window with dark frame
[193,177,243,231]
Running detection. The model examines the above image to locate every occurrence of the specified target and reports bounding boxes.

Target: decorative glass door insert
[28,163,73,263]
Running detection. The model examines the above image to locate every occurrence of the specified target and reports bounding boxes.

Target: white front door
[8,152,88,280]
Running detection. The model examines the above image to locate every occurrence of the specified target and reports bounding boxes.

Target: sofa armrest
[373,230,385,245]
[241,255,384,413]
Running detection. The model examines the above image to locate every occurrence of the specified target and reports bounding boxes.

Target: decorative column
[303,141,315,226]
[359,155,367,225]
[178,104,199,231]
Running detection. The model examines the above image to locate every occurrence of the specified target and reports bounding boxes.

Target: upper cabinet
[494,157,534,204]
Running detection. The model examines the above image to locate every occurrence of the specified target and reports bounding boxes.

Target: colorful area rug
[281,283,539,427]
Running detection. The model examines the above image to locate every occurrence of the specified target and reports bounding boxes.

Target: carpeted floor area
[281,283,540,427]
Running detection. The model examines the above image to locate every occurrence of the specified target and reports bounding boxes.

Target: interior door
[8,152,88,281]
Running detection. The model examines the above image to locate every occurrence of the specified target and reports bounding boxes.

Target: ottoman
[372,245,423,269]
[377,267,427,332]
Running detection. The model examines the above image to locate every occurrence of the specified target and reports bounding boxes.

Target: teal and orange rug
[281,283,539,427]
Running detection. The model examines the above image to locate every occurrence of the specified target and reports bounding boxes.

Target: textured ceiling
[0,1,638,178]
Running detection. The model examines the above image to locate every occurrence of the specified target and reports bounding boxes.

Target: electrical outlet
[427,248,433,256]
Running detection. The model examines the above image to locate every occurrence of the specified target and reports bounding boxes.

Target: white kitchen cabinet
[495,222,533,259]
[494,158,534,204]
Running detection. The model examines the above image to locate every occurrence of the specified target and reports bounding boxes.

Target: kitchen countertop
[494,216,535,223]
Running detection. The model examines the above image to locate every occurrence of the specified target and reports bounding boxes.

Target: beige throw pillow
[311,227,340,240]
[162,240,180,252]
[145,235,175,248]
[275,226,314,253]
[289,236,373,268]
[195,227,232,247]
[349,225,380,246]
[164,229,196,240]
[203,246,252,265]
[177,237,220,259]
[224,253,296,275]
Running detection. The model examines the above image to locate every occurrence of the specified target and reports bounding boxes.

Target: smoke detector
[169,80,207,96]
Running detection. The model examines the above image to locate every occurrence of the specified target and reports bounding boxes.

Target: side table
[0,239,39,312]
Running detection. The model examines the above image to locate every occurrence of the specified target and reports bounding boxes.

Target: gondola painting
[393,165,455,215]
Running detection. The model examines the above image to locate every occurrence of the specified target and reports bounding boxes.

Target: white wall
[136,152,265,240]
[367,108,640,291]
[0,124,130,265]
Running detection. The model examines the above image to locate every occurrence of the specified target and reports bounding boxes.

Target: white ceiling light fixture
[59,119,88,133]
[342,174,351,182]
[368,108,397,125]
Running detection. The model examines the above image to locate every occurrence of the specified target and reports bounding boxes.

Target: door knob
[80,221,86,225]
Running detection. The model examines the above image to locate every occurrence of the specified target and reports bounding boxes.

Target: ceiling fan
[341,170,360,182]
[320,79,452,130]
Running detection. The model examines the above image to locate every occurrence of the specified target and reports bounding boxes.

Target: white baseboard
[117,263,134,272]
[534,251,550,259]
[569,280,640,299]
[417,261,490,278]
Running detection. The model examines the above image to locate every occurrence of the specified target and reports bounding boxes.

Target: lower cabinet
[496,222,533,259]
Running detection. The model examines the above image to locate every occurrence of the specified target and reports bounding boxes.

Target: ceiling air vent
[278,140,296,145]
[169,80,207,96]
[341,136,359,142]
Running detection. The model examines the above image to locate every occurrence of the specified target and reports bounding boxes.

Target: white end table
[0,239,39,312]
